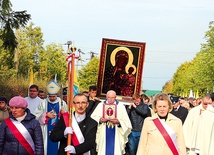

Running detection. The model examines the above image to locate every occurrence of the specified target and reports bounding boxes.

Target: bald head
[106,90,116,104]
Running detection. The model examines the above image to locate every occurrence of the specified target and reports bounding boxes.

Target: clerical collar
[158,113,168,121]
[74,112,86,123]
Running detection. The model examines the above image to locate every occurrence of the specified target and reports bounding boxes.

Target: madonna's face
[116,56,128,67]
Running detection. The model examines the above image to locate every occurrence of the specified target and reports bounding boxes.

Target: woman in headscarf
[0,96,44,155]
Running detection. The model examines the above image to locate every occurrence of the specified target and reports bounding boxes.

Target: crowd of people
[0,81,214,155]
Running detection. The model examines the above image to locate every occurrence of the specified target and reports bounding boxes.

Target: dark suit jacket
[170,106,188,124]
[50,113,98,155]
[86,98,101,116]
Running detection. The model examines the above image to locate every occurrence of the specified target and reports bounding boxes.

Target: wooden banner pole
[66,48,76,155]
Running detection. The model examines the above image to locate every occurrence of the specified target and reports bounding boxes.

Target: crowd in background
[0,81,214,155]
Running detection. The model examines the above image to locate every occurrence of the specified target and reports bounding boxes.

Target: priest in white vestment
[183,94,213,155]
[91,90,132,155]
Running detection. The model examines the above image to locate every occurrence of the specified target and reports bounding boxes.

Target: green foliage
[44,43,67,83]
[202,21,214,50]
[162,80,173,94]
[78,57,99,91]
[0,22,68,99]
[17,22,45,77]
[0,0,31,51]
[169,21,214,96]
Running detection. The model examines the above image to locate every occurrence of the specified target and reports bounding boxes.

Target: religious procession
[1,81,214,155]
[1,1,214,155]
[1,38,214,155]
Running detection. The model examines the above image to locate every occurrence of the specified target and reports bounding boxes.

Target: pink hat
[9,96,28,108]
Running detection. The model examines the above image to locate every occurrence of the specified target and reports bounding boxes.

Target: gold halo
[125,64,137,74]
[110,46,133,67]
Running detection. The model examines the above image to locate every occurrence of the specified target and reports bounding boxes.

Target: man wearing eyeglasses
[50,93,98,155]
[25,84,43,114]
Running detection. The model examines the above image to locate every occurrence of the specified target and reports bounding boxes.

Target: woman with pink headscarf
[0,96,44,155]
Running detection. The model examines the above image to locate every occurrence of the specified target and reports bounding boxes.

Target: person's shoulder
[87,116,98,125]
[25,96,30,101]
[188,105,201,113]
[139,102,149,107]
[38,98,47,104]
[36,96,44,101]
[180,106,189,112]
[144,116,154,122]
[61,99,67,104]
[168,113,182,122]
[24,111,41,125]
[0,119,7,127]
[202,108,214,117]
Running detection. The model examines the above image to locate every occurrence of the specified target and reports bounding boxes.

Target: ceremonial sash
[153,118,179,155]
[5,118,35,155]
[63,112,90,155]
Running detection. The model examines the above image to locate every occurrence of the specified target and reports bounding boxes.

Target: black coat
[126,102,151,132]
[86,97,101,116]
[50,113,98,155]
[170,106,188,124]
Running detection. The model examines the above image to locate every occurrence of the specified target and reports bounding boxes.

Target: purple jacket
[0,108,44,155]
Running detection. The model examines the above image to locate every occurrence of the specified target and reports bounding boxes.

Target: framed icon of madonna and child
[97,38,146,100]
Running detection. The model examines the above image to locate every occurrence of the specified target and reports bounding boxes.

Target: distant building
[142,90,162,96]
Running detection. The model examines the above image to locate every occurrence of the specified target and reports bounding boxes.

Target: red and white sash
[153,118,179,155]
[63,112,90,155]
[5,118,35,155]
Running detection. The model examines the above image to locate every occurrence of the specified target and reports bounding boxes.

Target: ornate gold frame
[97,38,146,100]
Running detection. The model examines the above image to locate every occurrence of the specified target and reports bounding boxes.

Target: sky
[10,0,214,90]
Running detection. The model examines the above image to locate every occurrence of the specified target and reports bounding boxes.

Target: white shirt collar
[74,112,86,123]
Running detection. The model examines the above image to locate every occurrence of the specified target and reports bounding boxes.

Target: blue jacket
[0,108,44,155]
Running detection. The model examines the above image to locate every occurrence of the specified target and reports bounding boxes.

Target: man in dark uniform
[170,96,189,124]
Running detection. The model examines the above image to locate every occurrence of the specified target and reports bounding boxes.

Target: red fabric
[62,112,80,146]
[5,118,35,155]
[153,118,179,155]
[71,132,80,146]
[62,112,69,127]
[45,112,49,124]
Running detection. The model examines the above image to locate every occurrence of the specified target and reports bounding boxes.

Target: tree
[13,23,67,84]
[16,22,44,77]
[202,21,214,50]
[0,0,31,51]
[78,57,99,90]
[162,80,173,94]
[44,43,67,83]
[172,62,192,94]
[171,21,214,96]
